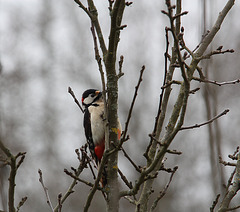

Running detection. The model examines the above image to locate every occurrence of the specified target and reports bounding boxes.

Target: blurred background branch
[0,140,27,212]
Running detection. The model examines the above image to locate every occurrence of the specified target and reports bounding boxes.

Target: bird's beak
[95,90,102,99]
[95,90,101,95]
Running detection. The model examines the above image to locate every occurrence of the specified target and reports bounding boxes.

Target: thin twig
[82,150,97,180]
[225,205,240,211]
[166,149,182,155]
[90,21,109,150]
[150,166,178,211]
[118,168,133,189]
[144,26,170,162]
[225,168,236,191]
[68,87,84,113]
[193,77,240,86]
[219,155,236,167]
[218,152,240,211]
[38,169,54,212]
[192,30,210,53]
[76,147,97,180]
[163,1,188,84]
[90,21,106,91]
[16,152,26,169]
[111,65,145,154]
[83,149,109,212]
[74,0,107,55]
[57,193,62,212]
[64,168,104,190]
[196,48,234,60]
[0,140,18,212]
[123,196,137,205]
[121,147,141,173]
[210,194,220,212]
[173,11,188,20]
[54,145,88,212]
[118,55,124,78]
[108,0,114,12]
[228,146,240,160]
[161,80,182,89]
[121,66,145,143]
[189,87,200,94]
[16,197,27,212]
[74,0,92,18]
[180,109,229,130]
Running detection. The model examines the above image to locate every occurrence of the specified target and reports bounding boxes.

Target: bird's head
[82,89,102,109]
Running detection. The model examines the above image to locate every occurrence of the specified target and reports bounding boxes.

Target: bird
[81,89,121,185]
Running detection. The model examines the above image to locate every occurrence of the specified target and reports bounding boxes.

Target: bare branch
[108,0,114,13]
[121,65,145,146]
[121,147,141,173]
[180,109,229,131]
[68,87,84,113]
[138,1,189,209]
[90,21,106,92]
[196,48,234,60]
[123,196,137,205]
[228,146,240,160]
[118,168,133,189]
[225,205,240,211]
[196,66,205,79]
[38,169,54,212]
[83,149,109,212]
[118,55,124,79]
[150,166,178,211]
[192,30,210,53]
[149,26,170,149]
[125,2,133,6]
[161,80,182,89]
[194,0,235,59]
[16,197,27,212]
[64,168,101,189]
[164,0,188,84]
[16,152,26,169]
[73,0,92,18]
[210,194,220,212]
[219,155,237,167]
[0,140,18,212]
[89,21,109,152]
[57,193,62,212]
[77,147,97,180]
[217,153,240,212]
[173,11,188,20]
[166,149,182,155]
[189,87,200,94]
[226,168,236,191]
[54,145,88,212]
[74,0,107,55]
[193,76,240,86]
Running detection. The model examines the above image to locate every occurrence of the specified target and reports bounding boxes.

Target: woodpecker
[81,89,122,165]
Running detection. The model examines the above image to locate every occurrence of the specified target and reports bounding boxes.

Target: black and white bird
[81,89,121,166]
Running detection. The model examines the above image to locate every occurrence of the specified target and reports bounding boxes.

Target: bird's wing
[83,109,98,163]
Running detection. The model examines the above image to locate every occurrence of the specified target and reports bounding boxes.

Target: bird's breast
[88,103,105,145]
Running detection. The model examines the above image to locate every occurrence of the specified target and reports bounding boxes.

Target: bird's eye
[91,94,95,97]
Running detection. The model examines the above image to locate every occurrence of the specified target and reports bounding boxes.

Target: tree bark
[104,1,125,212]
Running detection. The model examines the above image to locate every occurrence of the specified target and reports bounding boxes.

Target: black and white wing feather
[83,108,98,162]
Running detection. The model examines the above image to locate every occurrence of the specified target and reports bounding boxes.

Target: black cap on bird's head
[82,89,102,108]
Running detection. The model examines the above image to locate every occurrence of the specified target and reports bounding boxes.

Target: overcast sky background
[0,0,240,211]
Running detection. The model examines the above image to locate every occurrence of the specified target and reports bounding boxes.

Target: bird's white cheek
[83,97,94,105]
